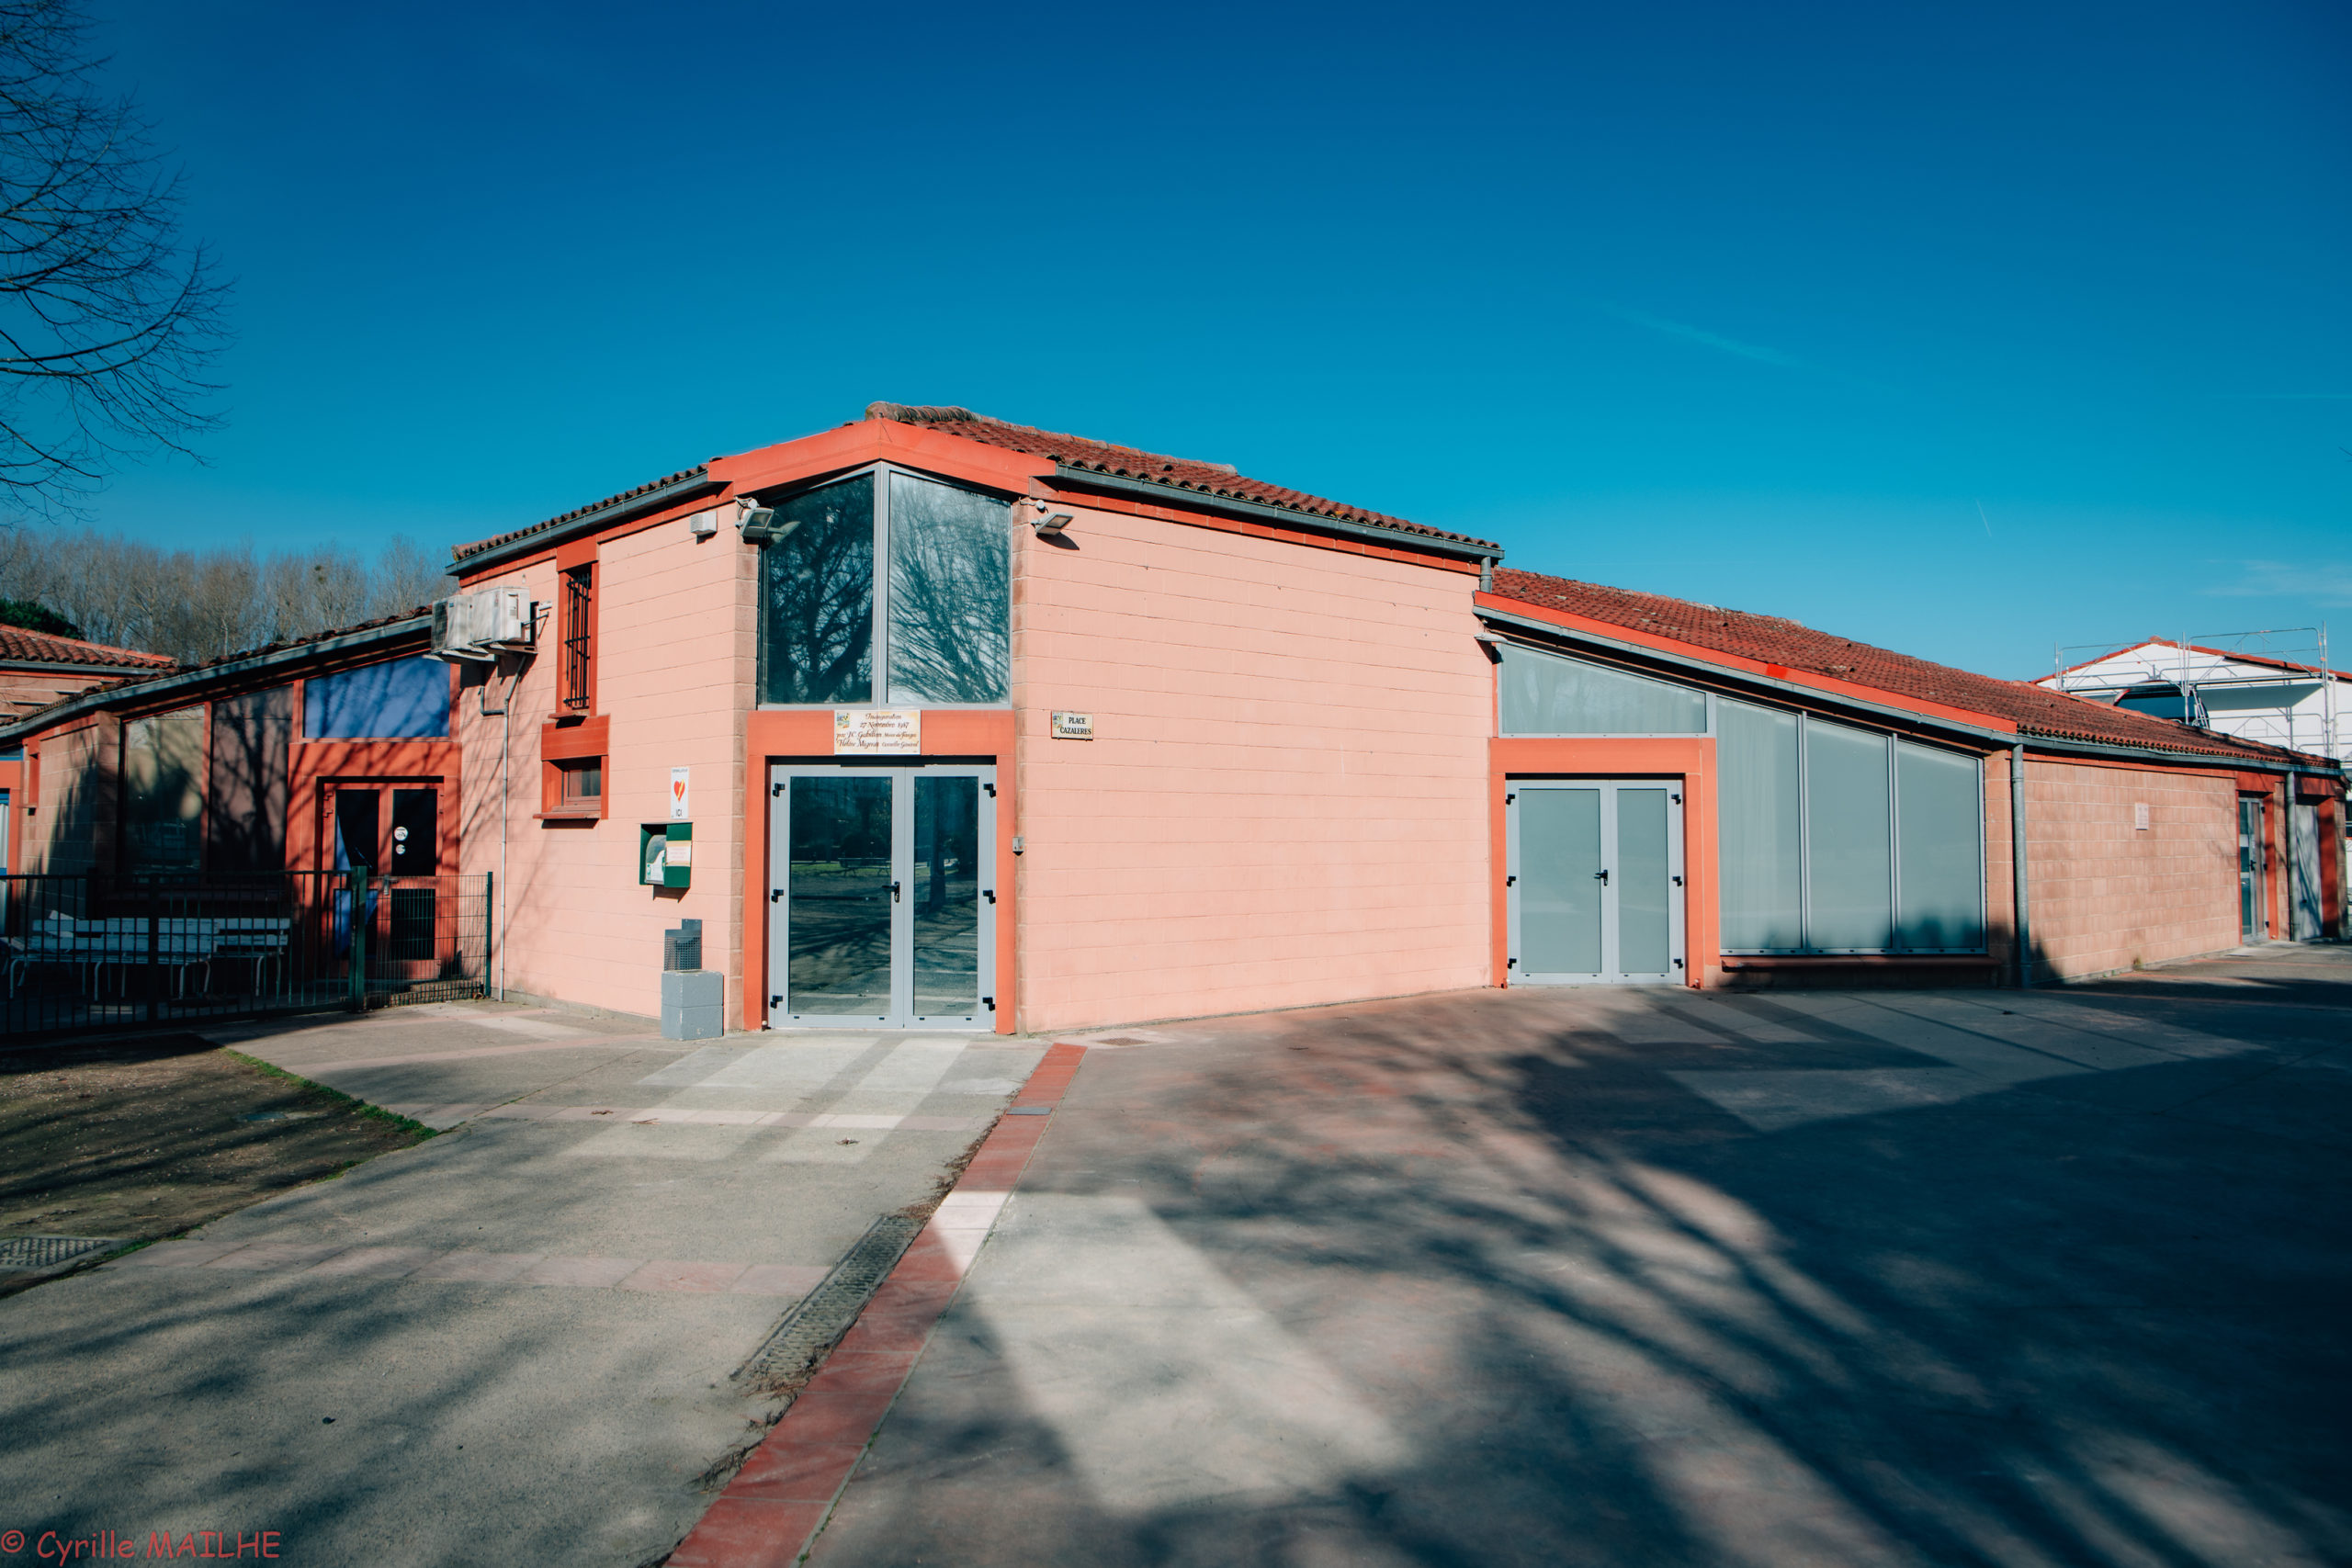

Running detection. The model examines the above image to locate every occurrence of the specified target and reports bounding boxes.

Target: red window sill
[534,807,605,822]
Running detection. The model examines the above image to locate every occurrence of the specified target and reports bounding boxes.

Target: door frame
[1506,777,1688,985]
[766,760,998,1031]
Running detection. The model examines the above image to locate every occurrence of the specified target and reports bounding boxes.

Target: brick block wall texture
[2024,758,2239,980]
[1011,503,1493,1032]
[457,520,751,1021]
[27,717,115,874]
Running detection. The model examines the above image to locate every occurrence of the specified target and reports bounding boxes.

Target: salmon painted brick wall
[1010,503,1492,1032]
[2022,757,2240,980]
[21,717,116,874]
[456,513,752,1020]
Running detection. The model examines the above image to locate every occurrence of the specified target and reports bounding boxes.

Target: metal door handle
[1595,868,1609,885]
[890,881,901,903]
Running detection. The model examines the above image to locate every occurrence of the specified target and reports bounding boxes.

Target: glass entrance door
[1508,780,1686,984]
[324,781,446,976]
[767,763,995,1029]
[2239,797,2265,941]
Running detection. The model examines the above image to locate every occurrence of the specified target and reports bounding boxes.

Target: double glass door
[1508,779,1686,984]
[767,763,995,1029]
[323,781,445,970]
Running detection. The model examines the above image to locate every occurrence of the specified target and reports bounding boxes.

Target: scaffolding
[2044,626,2339,762]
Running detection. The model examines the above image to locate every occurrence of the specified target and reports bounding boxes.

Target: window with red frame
[560,564,594,711]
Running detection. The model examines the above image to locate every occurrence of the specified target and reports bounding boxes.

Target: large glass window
[1806,719,1894,950]
[1896,740,1986,949]
[758,475,875,705]
[123,706,206,875]
[1716,698,1984,953]
[1717,700,1802,949]
[304,658,449,739]
[1499,644,1707,734]
[756,468,1011,707]
[888,473,1009,704]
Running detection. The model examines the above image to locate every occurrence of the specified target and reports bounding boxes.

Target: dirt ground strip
[0,1032,428,1278]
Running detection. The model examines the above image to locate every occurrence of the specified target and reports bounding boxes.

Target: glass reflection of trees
[758,476,875,705]
[887,474,1009,705]
[756,469,1011,708]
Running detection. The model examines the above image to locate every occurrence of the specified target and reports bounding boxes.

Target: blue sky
[78,0,2352,678]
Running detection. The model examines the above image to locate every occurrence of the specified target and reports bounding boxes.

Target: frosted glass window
[888,473,1010,705]
[1896,741,1984,950]
[1804,721,1894,950]
[123,706,206,875]
[759,475,875,705]
[1717,700,1803,950]
[1500,645,1706,734]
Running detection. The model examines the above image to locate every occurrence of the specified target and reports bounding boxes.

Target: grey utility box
[660,919,721,1041]
[662,970,724,1041]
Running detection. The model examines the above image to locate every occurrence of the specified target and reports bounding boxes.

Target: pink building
[433,402,2342,1033]
[5,402,2340,1035]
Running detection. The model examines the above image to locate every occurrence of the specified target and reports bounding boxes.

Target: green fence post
[348,867,370,1013]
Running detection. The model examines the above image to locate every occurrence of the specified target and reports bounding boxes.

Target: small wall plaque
[834,708,921,754]
[1050,711,1094,740]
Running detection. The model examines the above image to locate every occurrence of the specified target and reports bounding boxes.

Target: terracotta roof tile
[0,608,431,736]
[1488,569,2327,766]
[865,403,1499,550]
[451,465,710,564]
[0,625,175,669]
[449,405,1500,567]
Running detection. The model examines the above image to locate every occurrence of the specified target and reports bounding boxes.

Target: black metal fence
[0,871,492,1039]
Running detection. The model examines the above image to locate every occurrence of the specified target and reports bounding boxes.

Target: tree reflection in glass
[888,473,1008,705]
[758,475,874,704]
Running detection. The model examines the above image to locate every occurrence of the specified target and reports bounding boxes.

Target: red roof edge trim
[1477,591,2020,738]
[1483,569,2331,768]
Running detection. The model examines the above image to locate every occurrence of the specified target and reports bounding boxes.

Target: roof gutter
[1476,604,2339,776]
[450,468,725,575]
[1052,464,1504,563]
[0,615,429,745]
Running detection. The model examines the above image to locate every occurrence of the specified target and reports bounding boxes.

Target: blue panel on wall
[305,658,450,739]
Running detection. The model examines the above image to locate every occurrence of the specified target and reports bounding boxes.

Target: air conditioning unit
[428,587,536,661]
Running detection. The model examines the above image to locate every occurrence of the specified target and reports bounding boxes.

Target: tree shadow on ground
[827,980,2352,1568]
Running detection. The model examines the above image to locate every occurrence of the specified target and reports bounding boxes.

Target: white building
[2037,637,2345,764]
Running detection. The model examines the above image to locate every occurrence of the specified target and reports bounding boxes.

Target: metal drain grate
[736,1213,922,1392]
[0,1235,119,1270]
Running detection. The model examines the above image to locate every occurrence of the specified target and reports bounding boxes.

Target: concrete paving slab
[804,948,2352,1568]
[0,1000,1046,1564]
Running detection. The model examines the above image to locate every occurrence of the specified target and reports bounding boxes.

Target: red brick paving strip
[664,1042,1089,1568]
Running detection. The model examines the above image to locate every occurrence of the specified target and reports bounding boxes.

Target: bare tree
[302,542,368,631]
[369,533,451,618]
[0,0,230,519]
[0,528,453,660]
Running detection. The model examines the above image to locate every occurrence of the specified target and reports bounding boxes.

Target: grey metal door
[1507,780,1686,984]
[766,763,996,1029]
[2290,802,2321,941]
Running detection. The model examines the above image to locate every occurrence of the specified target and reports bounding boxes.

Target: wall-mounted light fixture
[1019,498,1072,536]
[736,495,788,544]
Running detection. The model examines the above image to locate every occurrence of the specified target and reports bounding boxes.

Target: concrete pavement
[801,949,2352,1567]
[0,1001,1042,1565]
